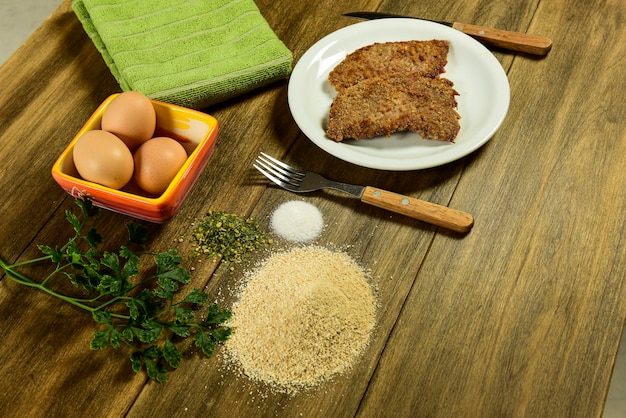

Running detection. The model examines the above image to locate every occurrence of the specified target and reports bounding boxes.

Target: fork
[254,152,474,233]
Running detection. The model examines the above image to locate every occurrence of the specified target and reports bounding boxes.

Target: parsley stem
[41,264,70,286]
[1,262,96,313]
[5,255,53,269]
[94,296,129,312]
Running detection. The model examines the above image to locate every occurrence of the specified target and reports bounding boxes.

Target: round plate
[287,18,510,171]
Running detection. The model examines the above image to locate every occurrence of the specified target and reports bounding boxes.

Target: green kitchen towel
[72,0,293,109]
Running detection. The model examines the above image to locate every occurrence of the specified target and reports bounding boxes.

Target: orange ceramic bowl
[52,94,218,222]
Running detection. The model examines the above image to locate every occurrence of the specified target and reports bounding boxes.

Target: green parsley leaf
[101,251,120,272]
[169,324,191,338]
[126,298,144,321]
[130,351,142,373]
[182,289,208,305]
[126,223,148,247]
[76,197,99,218]
[38,245,63,263]
[204,303,233,325]
[91,329,111,350]
[163,339,182,369]
[92,309,112,325]
[175,307,193,323]
[85,227,103,248]
[138,320,162,343]
[158,266,191,284]
[65,210,81,233]
[194,331,216,357]
[210,327,232,343]
[143,345,161,358]
[90,325,123,350]
[154,250,183,274]
[122,259,139,280]
[97,274,128,295]
[109,328,122,349]
[144,357,168,383]
[155,277,178,300]
[122,327,134,342]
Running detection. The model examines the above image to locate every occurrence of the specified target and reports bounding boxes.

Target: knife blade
[343,11,552,56]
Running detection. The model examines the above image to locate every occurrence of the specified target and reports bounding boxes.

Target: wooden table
[1,0,624,416]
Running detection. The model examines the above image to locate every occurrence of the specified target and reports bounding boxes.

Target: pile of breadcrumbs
[223,246,376,393]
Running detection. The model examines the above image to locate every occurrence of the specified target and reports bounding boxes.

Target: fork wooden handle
[361,186,474,233]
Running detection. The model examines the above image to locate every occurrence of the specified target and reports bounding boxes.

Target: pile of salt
[269,200,324,243]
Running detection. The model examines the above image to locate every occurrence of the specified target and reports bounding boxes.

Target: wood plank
[0,3,116,263]
[0,0,623,416]
[124,0,531,415]
[358,0,626,416]
[0,0,381,415]
[126,138,466,417]
[0,1,298,415]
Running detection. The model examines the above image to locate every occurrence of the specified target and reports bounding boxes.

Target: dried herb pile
[190,211,269,263]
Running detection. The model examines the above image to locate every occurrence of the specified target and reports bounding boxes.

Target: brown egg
[73,130,134,189]
[133,137,188,195]
[101,91,156,150]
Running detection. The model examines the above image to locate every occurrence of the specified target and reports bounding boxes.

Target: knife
[344,11,552,56]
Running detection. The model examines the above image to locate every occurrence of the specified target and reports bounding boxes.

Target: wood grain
[451,21,552,55]
[0,0,624,417]
[361,186,474,232]
[358,0,626,417]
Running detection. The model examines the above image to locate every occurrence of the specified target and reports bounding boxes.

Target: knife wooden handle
[361,186,474,233]
[452,22,552,55]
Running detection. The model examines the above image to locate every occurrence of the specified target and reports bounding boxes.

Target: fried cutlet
[328,40,450,91]
[326,72,460,142]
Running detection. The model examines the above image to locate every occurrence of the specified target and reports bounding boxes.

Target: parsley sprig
[0,199,231,383]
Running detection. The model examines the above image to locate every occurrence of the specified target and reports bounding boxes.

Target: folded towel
[72,0,293,109]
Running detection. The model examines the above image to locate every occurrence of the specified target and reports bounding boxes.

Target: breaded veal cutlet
[326,72,460,142]
[328,40,450,91]
[326,39,460,142]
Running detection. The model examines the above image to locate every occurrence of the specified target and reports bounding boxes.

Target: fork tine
[254,158,301,188]
[253,162,295,189]
[259,152,305,177]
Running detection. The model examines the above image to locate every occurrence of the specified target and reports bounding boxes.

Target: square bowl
[52,93,218,222]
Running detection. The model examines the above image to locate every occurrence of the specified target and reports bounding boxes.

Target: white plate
[287,18,510,171]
